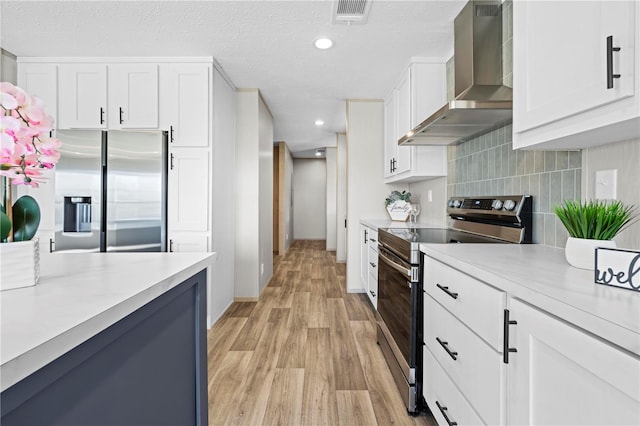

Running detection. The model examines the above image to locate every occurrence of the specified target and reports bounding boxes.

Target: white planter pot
[0,239,40,291]
[564,237,616,270]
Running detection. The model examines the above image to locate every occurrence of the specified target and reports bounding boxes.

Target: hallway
[206,240,435,425]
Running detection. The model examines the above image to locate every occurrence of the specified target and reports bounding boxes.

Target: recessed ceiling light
[314,38,333,50]
[314,120,324,126]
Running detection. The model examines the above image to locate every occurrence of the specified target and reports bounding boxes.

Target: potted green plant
[554,200,638,269]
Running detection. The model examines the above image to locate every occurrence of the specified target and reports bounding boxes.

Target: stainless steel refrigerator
[54,130,168,252]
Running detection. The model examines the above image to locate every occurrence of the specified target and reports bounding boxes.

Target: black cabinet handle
[436,283,459,300]
[169,239,174,252]
[369,290,376,297]
[436,337,458,361]
[370,238,377,243]
[119,107,124,124]
[170,153,175,170]
[503,309,518,364]
[369,262,376,268]
[99,107,105,124]
[49,238,55,253]
[170,125,175,143]
[435,401,457,426]
[364,229,368,244]
[606,35,621,89]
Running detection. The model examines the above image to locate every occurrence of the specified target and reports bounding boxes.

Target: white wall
[258,95,273,294]
[1,49,17,83]
[234,89,273,299]
[284,144,294,251]
[408,177,448,227]
[210,67,236,325]
[336,133,347,262]
[326,147,337,250]
[293,159,327,240]
[346,100,401,292]
[582,138,640,250]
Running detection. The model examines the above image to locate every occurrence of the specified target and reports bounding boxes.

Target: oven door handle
[378,247,411,277]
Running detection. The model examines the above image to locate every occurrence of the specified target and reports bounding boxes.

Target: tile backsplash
[447,124,582,247]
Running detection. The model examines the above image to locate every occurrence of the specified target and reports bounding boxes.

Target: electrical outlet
[260,263,264,275]
[595,169,617,200]
[427,189,433,202]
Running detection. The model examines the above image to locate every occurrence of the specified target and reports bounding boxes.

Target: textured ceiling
[0,0,465,155]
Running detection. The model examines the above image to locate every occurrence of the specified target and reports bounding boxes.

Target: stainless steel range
[376,195,532,414]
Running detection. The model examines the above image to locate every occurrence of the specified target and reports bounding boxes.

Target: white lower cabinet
[360,225,370,289]
[424,347,485,426]
[424,295,505,425]
[507,298,640,426]
[423,254,640,426]
[168,234,209,253]
[367,235,379,308]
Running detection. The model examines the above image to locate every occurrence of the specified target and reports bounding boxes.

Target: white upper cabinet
[59,63,159,129]
[384,61,448,183]
[108,64,159,129]
[159,64,210,147]
[58,64,107,129]
[513,1,639,149]
[17,63,58,126]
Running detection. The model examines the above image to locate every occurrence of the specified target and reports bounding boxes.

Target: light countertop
[360,218,444,230]
[0,252,216,392]
[420,244,640,355]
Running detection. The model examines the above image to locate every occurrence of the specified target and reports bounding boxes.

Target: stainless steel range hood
[399,0,512,146]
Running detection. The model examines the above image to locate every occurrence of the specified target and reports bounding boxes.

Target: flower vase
[564,237,616,270]
[0,239,40,291]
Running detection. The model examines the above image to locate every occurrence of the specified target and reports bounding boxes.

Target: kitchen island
[0,251,215,426]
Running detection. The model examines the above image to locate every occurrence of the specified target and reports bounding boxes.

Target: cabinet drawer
[424,294,505,425]
[424,257,505,349]
[368,246,378,278]
[423,346,485,426]
[368,229,379,251]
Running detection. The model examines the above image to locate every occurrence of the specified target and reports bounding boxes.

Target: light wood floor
[207,240,436,426]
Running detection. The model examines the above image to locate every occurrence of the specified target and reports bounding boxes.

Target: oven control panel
[447,195,526,214]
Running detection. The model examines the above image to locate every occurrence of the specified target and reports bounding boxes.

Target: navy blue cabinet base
[1,270,208,426]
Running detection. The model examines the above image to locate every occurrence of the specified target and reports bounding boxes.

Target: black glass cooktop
[382,227,507,244]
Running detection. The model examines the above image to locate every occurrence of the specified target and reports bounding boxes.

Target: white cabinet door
[508,298,640,425]
[58,64,107,129]
[168,149,209,232]
[513,1,639,149]
[17,63,57,125]
[169,233,209,252]
[360,225,370,289]
[383,94,396,179]
[159,64,210,147]
[108,64,159,129]
[395,69,412,175]
[367,245,378,308]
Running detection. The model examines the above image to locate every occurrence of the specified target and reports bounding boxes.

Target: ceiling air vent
[332,0,372,25]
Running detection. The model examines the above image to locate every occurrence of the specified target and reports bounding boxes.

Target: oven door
[377,245,421,412]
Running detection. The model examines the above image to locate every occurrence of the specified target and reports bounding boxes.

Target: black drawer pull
[436,337,458,361]
[503,309,518,364]
[436,284,458,299]
[606,35,621,89]
[369,262,376,268]
[435,401,457,426]
[370,238,377,243]
[369,290,376,297]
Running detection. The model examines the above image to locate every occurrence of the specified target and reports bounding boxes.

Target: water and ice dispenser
[63,197,92,232]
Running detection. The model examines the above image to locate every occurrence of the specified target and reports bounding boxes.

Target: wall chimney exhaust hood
[399,0,512,146]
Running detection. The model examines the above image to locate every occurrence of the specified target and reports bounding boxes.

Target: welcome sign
[595,248,640,292]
